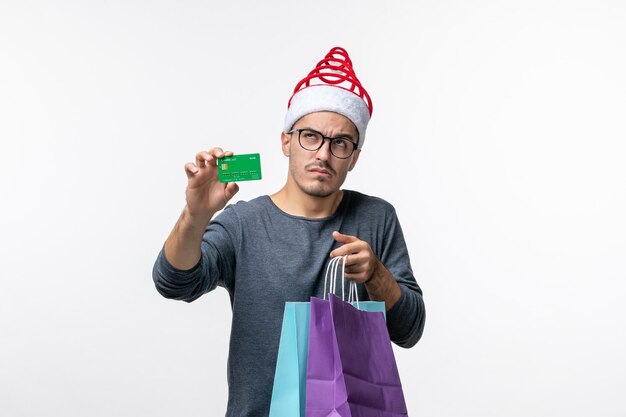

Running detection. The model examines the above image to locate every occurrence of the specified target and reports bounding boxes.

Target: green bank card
[217,153,262,183]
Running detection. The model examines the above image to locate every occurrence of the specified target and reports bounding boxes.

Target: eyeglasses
[288,128,358,159]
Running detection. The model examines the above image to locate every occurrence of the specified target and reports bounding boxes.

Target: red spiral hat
[284,47,373,148]
[288,47,373,116]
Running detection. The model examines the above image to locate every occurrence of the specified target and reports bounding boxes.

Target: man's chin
[302,183,337,198]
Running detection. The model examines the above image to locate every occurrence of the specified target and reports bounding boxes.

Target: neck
[270,182,344,218]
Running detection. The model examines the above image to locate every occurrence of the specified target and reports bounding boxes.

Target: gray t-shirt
[153,190,425,417]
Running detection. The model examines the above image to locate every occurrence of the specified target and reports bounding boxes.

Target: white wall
[1,1,625,416]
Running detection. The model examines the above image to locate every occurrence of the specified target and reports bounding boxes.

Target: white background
[1,1,625,416]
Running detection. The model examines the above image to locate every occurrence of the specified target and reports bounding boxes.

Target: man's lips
[308,167,332,176]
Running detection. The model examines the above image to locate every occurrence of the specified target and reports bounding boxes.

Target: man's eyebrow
[299,127,357,141]
[334,132,356,141]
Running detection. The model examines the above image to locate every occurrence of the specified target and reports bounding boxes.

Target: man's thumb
[224,182,240,202]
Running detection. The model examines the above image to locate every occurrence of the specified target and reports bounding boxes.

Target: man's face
[282,111,361,198]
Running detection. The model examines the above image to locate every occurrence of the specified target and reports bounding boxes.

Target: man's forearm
[364,260,402,311]
[164,206,214,270]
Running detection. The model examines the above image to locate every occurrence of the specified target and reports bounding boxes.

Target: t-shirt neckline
[263,190,351,222]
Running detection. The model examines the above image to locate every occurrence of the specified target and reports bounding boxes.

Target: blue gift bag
[268,302,311,417]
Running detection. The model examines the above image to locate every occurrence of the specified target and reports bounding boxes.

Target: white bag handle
[323,256,342,300]
[323,255,359,308]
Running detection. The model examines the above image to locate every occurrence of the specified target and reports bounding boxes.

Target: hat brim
[284,85,370,149]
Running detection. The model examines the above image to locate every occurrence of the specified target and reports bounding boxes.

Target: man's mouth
[308,166,332,176]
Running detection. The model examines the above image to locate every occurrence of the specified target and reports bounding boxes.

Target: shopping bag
[269,256,385,417]
[268,302,311,417]
[306,293,408,417]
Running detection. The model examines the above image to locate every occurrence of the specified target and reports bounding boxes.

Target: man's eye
[332,139,348,148]
[302,131,319,140]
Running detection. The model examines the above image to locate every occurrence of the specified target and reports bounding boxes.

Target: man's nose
[315,138,332,160]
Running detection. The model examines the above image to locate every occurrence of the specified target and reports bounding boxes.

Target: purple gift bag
[306,293,409,417]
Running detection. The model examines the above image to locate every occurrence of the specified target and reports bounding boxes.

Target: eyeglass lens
[298,129,356,159]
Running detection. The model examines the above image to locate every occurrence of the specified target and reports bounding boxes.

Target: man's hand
[164,148,239,270]
[184,148,240,223]
[330,231,378,284]
[330,231,402,310]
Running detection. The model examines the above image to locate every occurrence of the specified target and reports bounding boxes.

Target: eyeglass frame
[287,128,359,159]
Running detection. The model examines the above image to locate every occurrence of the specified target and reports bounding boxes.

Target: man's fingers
[330,241,362,259]
[184,162,199,178]
[208,147,227,160]
[187,148,238,186]
[332,231,358,244]
[195,151,213,168]
[194,148,234,168]
[346,252,367,268]
[343,265,368,283]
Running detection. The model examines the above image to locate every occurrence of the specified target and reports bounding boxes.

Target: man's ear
[281,131,291,157]
[348,148,361,171]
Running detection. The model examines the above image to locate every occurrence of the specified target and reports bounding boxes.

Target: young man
[153,47,425,417]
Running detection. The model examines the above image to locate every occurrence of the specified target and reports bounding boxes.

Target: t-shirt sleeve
[380,207,426,348]
[152,206,239,302]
